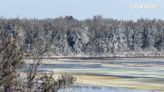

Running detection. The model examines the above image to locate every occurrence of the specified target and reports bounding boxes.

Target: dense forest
[1,16,164,57]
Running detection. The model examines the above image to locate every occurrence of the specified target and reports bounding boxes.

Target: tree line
[1,16,164,57]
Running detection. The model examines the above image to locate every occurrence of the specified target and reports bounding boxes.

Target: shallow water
[22,58,164,91]
[59,85,157,92]
[34,58,164,78]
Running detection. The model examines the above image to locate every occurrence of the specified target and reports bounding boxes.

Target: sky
[0,0,163,20]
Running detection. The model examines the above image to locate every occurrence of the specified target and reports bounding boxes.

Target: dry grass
[75,75,164,91]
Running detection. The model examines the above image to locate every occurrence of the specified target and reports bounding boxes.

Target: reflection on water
[59,85,157,92]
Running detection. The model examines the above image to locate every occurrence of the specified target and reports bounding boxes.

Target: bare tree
[24,23,48,91]
[0,26,24,92]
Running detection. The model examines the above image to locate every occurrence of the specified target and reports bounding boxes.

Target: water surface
[59,85,157,92]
